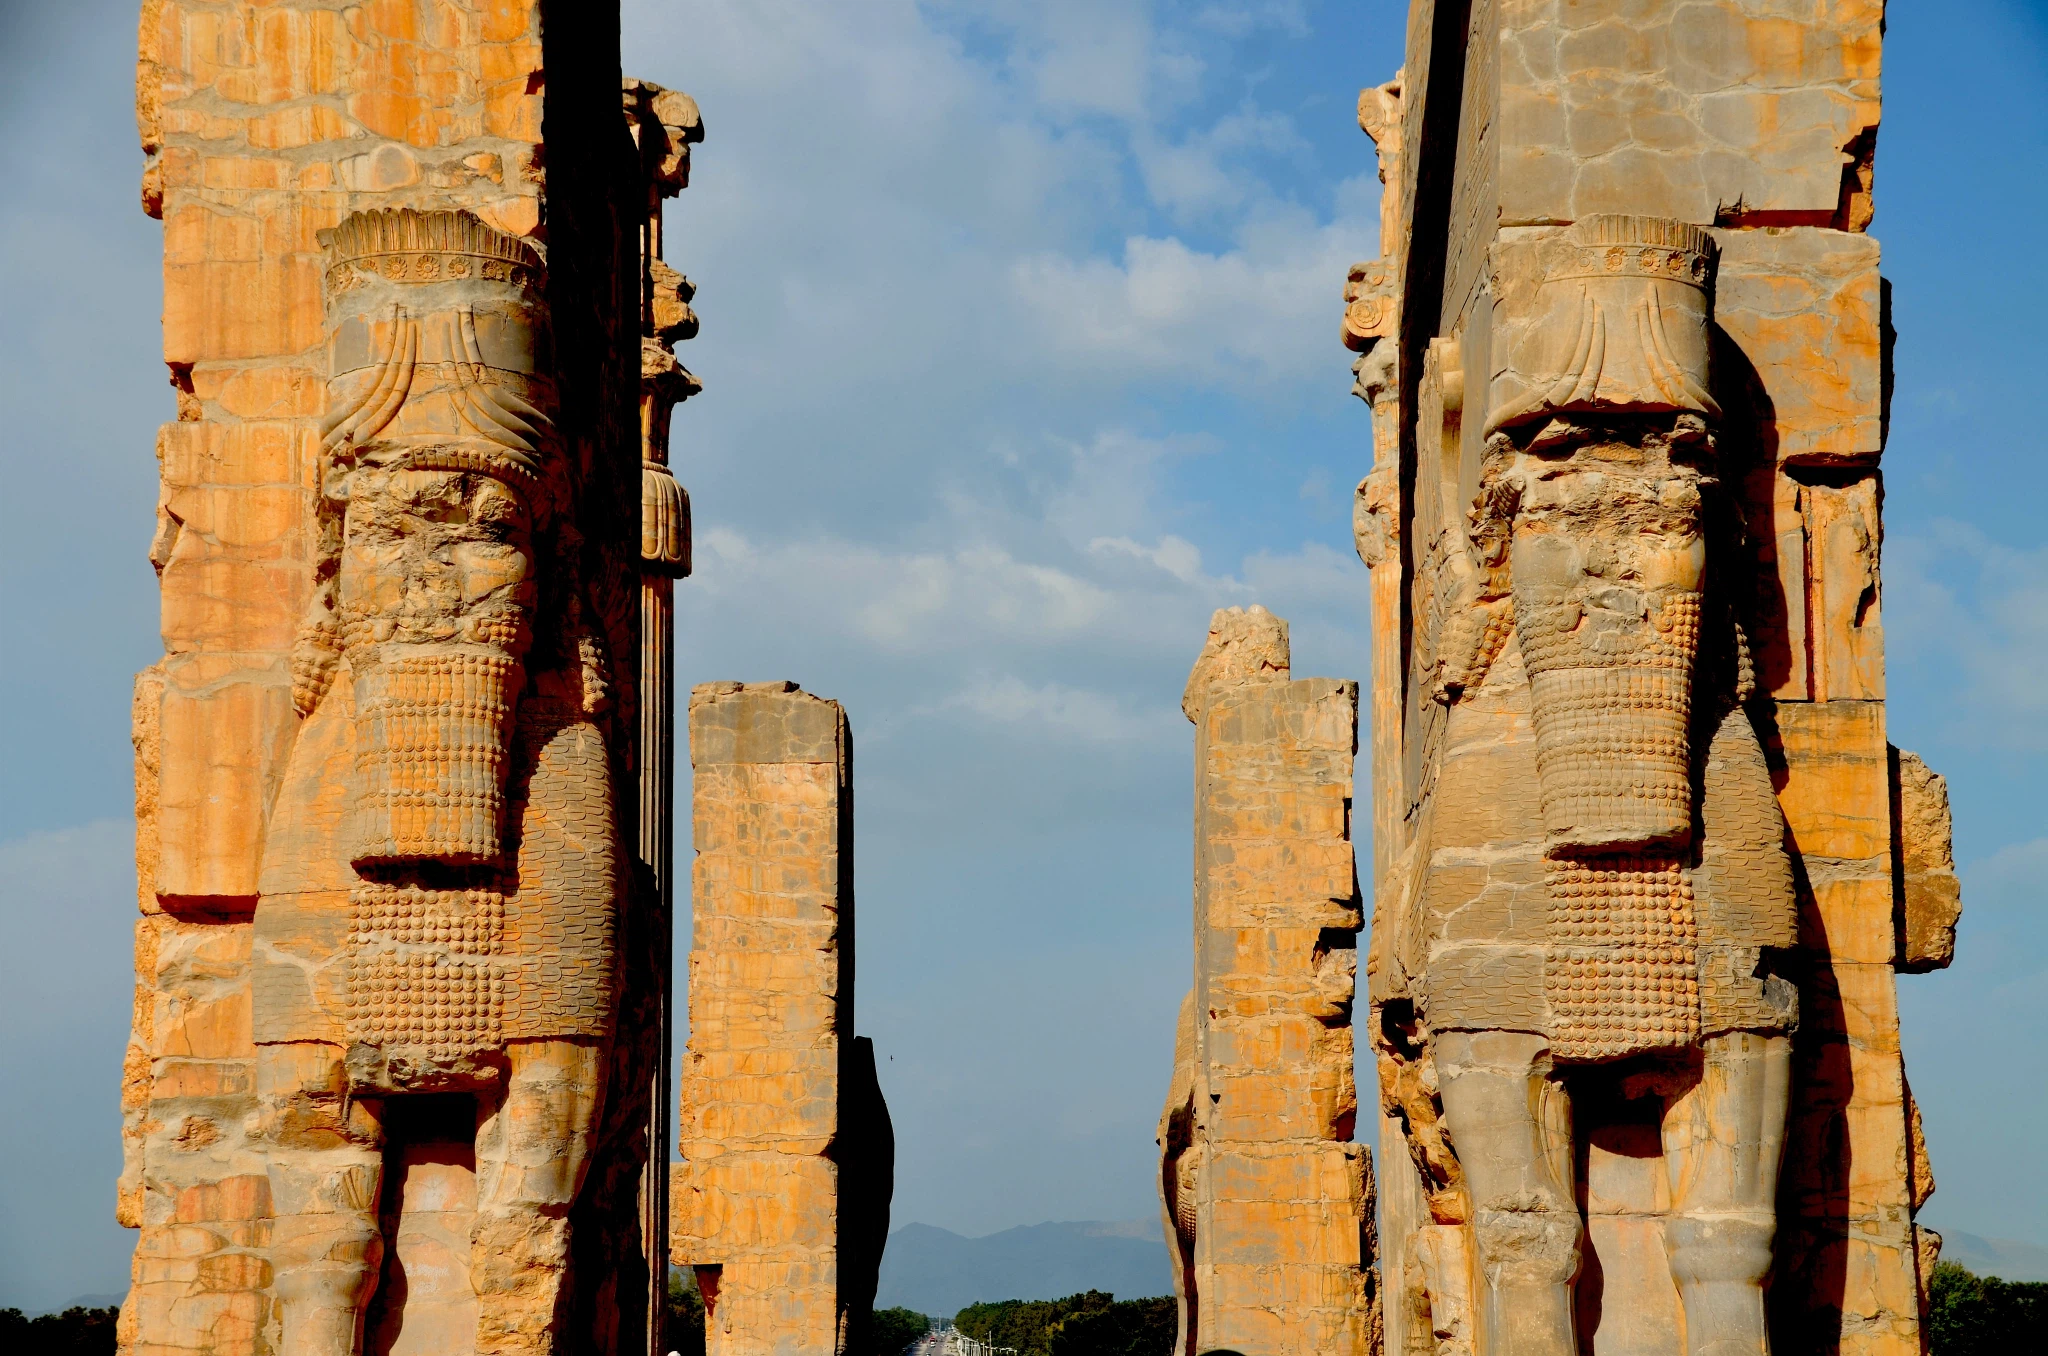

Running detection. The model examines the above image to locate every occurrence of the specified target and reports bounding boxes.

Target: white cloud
[1192,1,1312,39]
[1886,520,2048,749]
[1009,196,1376,390]
[1088,533,1207,583]
[1136,104,1311,220]
[936,675,1183,745]
[692,527,1125,651]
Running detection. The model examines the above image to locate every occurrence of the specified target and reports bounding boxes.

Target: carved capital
[1182,606,1290,722]
[641,460,691,579]
[640,338,701,470]
[1342,258,1398,353]
[1486,214,1720,439]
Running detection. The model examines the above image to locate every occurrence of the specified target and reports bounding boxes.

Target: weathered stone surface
[1715,228,1886,466]
[121,7,669,1355]
[1347,3,1947,1350]
[1496,0,1881,228]
[1160,615,1377,1356]
[1893,748,1961,974]
[674,683,893,1356]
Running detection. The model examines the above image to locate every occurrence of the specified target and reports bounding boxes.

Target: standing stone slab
[674,682,893,1356]
[1160,609,1378,1356]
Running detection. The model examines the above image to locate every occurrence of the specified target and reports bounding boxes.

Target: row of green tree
[1926,1260,2048,1353]
[663,1266,2048,1356]
[43,1265,2035,1356]
[953,1291,1174,1356]
[0,1305,118,1354]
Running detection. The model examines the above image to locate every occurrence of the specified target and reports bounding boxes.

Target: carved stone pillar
[1349,5,1953,1345]
[624,76,702,1356]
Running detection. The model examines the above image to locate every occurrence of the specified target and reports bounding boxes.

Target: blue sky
[2,0,2045,1315]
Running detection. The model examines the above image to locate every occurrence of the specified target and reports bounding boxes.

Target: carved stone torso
[1388,216,1800,1066]
[251,209,623,1095]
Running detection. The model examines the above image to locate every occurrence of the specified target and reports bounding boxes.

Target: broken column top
[1182,605,1292,721]
[689,682,846,766]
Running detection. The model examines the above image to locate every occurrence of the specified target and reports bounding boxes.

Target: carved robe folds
[250,209,624,1356]
[1381,217,1799,1356]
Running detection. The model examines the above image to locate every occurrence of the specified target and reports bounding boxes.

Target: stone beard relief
[116,8,712,1356]
[1344,4,1958,1356]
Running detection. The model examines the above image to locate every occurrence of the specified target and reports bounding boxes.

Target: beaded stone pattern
[1545,856,1701,1061]
[351,651,517,864]
[1517,590,1700,849]
[344,882,505,1058]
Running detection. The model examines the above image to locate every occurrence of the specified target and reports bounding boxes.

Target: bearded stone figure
[1378,216,1799,1356]
[251,208,623,1356]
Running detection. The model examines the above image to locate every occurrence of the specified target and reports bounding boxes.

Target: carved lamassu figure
[253,209,623,1356]
[1380,217,1798,1356]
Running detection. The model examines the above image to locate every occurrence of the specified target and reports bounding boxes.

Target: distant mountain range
[1939,1230,2048,1283]
[876,1219,1175,1319]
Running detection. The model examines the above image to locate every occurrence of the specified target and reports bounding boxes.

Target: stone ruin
[1159,607,1379,1356]
[113,3,1958,1356]
[1330,2,1959,1355]
[116,5,890,1355]
[675,682,894,1356]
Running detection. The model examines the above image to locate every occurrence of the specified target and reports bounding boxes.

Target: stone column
[1160,608,1377,1356]
[1349,4,1956,1353]
[120,7,652,1355]
[674,683,891,1356]
[637,524,682,1356]
[624,75,702,1356]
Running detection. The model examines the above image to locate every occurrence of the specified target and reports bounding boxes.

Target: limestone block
[154,660,297,902]
[1714,229,1884,465]
[1891,749,1960,972]
[158,419,313,489]
[1770,700,1890,862]
[157,510,305,655]
[1806,476,1886,701]
[1781,962,1912,1250]
[1496,0,1881,227]
[1748,468,1811,700]
[1802,872,1896,967]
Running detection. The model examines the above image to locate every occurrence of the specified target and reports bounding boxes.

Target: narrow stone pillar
[674,682,892,1356]
[625,76,702,1356]
[1159,608,1378,1356]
